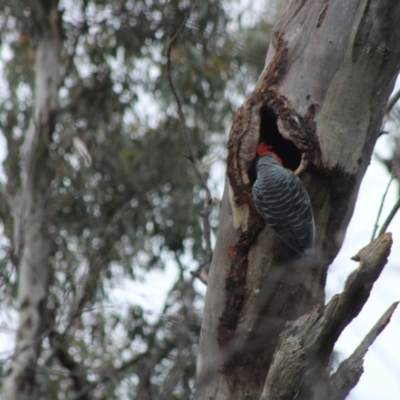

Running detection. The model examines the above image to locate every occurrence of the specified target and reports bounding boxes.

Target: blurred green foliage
[0,0,285,398]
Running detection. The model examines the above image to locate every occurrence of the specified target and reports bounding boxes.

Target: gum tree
[196,1,400,399]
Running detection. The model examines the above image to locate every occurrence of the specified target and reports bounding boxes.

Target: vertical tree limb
[2,1,62,399]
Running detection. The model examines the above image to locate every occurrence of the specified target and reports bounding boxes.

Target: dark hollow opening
[259,107,302,171]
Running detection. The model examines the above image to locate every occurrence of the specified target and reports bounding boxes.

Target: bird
[252,142,315,254]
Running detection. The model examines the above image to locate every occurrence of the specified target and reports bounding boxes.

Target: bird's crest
[257,142,282,165]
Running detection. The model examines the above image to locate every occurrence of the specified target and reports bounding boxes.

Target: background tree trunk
[2,1,61,399]
[196,1,400,399]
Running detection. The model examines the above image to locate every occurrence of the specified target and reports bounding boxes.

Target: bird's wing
[253,165,314,252]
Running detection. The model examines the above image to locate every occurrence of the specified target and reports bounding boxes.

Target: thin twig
[165,0,213,274]
[386,88,400,114]
[378,196,400,236]
[371,176,393,241]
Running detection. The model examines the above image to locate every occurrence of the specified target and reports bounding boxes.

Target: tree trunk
[196,1,400,399]
[2,1,61,399]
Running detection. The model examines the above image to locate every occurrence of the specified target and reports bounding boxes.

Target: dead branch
[328,302,399,400]
[261,233,393,400]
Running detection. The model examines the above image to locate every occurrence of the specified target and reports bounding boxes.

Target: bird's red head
[257,143,282,165]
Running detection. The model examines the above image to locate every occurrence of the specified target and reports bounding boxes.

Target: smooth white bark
[2,3,61,399]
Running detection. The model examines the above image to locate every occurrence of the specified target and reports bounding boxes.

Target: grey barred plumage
[252,153,315,254]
